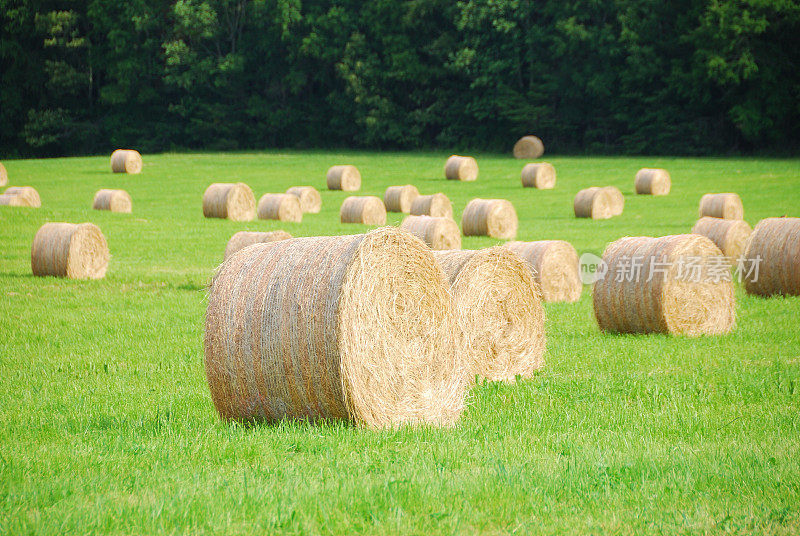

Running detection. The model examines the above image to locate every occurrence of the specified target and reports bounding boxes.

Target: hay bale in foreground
[593,234,735,336]
[257,193,302,222]
[699,193,743,220]
[204,227,467,428]
[444,155,478,181]
[461,198,518,239]
[433,247,545,382]
[224,230,292,259]
[384,184,420,213]
[573,187,622,219]
[691,217,752,261]
[521,163,556,189]
[0,162,7,187]
[3,186,41,207]
[110,149,143,174]
[327,165,361,191]
[741,217,800,297]
[340,196,387,225]
[507,240,582,302]
[410,193,453,219]
[31,222,109,279]
[513,136,544,159]
[400,215,461,250]
[286,186,322,213]
[93,189,132,213]
[202,182,255,221]
[635,168,671,195]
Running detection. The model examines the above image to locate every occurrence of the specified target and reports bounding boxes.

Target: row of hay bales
[202,183,321,222]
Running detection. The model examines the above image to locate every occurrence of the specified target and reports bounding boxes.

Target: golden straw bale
[326,165,361,191]
[3,186,41,207]
[444,155,478,181]
[573,187,622,219]
[0,162,7,187]
[604,186,624,216]
[691,217,752,261]
[257,193,303,222]
[92,189,132,213]
[202,182,256,221]
[31,222,109,279]
[741,217,800,297]
[507,240,582,302]
[110,149,143,174]
[461,198,518,239]
[699,193,743,220]
[521,163,556,189]
[635,168,671,195]
[400,215,461,250]
[0,194,25,206]
[224,230,292,260]
[410,193,453,219]
[286,186,322,213]
[384,184,420,213]
[340,196,387,225]
[513,136,545,159]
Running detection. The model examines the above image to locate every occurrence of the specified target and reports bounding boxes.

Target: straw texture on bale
[224,230,292,260]
[3,186,41,207]
[507,240,582,302]
[461,198,518,240]
[521,163,556,189]
[0,162,7,187]
[92,189,132,213]
[340,196,387,225]
[326,165,361,191]
[202,182,256,221]
[257,193,303,222]
[699,193,743,220]
[444,155,478,182]
[513,136,545,159]
[691,217,752,261]
[573,187,622,219]
[605,186,625,216]
[286,186,322,213]
[741,217,800,297]
[204,227,467,429]
[110,149,143,174]
[0,194,25,206]
[410,193,453,219]
[31,222,109,279]
[384,184,420,213]
[400,215,461,250]
[433,247,546,382]
[593,234,736,336]
[635,168,671,195]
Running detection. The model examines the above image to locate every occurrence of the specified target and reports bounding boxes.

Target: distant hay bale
[461,198,518,239]
[507,240,582,302]
[0,162,7,187]
[31,222,109,279]
[433,247,546,382]
[513,136,545,159]
[691,217,752,261]
[92,189,132,213]
[3,186,41,207]
[410,193,453,219]
[741,217,800,297]
[699,193,743,220]
[400,215,461,250]
[110,149,143,174]
[286,186,321,213]
[327,165,361,191]
[257,193,303,222]
[204,227,467,428]
[0,194,25,206]
[635,168,671,195]
[340,196,387,225]
[593,234,736,336]
[521,163,556,189]
[224,230,292,260]
[444,155,478,181]
[202,182,256,221]
[384,184,420,213]
[605,186,624,216]
[573,186,623,219]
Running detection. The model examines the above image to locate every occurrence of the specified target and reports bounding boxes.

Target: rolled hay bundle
[741,217,800,297]
[92,189,132,213]
[699,193,743,220]
[513,135,545,159]
[691,217,752,261]
[573,187,619,219]
[3,186,41,207]
[521,163,556,189]
[605,186,625,216]
[444,155,478,182]
[326,165,361,191]
[410,193,453,219]
[340,196,387,225]
[635,168,671,196]
[0,194,25,206]
[461,198,518,240]
[0,162,7,187]
[433,247,546,382]
[507,240,582,303]
[384,184,420,213]
[110,149,143,174]
[257,193,303,222]
[286,186,322,214]
[202,182,256,221]
[400,215,461,250]
[593,234,736,336]
[224,230,292,260]
[31,222,109,279]
[204,227,467,428]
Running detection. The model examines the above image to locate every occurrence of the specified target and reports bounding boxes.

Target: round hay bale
[3,186,41,207]
[257,193,303,222]
[204,227,467,428]
[400,215,461,250]
[507,240,582,303]
[31,222,109,279]
[444,155,478,182]
[410,193,453,219]
[521,163,556,189]
[461,198,518,240]
[0,162,7,187]
[224,230,292,260]
[202,182,256,221]
[741,217,800,297]
[384,184,420,213]
[92,189,132,213]
[286,186,322,213]
[433,247,546,382]
[573,187,618,219]
[604,186,624,216]
[0,194,25,206]
[635,168,671,195]
[699,193,743,220]
[340,196,387,225]
[326,165,361,191]
[110,149,143,174]
[513,136,545,159]
[691,217,752,261]
[593,234,736,336]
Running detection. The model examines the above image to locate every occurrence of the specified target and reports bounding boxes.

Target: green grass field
[1,152,799,535]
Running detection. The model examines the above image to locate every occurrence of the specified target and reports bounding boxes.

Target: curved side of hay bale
[410,193,453,219]
[741,217,800,297]
[521,163,556,189]
[513,136,544,159]
[592,234,735,336]
[400,215,461,250]
[444,155,478,182]
[461,198,518,239]
[257,193,303,222]
[110,149,143,174]
[31,222,109,279]
[204,227,466,428]
[326,165,361,191]
[635,168,671,195]
[699,193,744,220]
[202,182,256,221]
[92,189,132,213]
[691,217,752,261]
[0,194,25,206]
[3,186,41,207]
[384,184,420,213]
[224,230,292,260]
[574,187,613,219]
[340,196,387,225]
[507,240,582,302]
[0,162,7,187]
[286,186,322,213]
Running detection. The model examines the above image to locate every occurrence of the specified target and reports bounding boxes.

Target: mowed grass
[1,152,799,535]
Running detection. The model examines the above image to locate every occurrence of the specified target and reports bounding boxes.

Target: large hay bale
[3,186,41,207]
[286,186,322,213]
[0,162,7,187]
[461,198,518,239]
[573,186,622,219]
[224,230,292,260]
[400,215,461,250]
[384,184,420,213]
[31,222,109,279]
[433,247,546,382]
[741,217,800,297]
[340,196,387,225]
[691,217,752,261]
[410,193,453,219]
[507,240,582,302]
[521,163,556,189]
[327,165,361,191]
[699,193,743,220]
[204,227,467,428]
[257,193,302,222]
[444,155,478,181]
[593,234,736,336]
[110,149,143,174]
[92,189,132,213]
[635,168,671,195]
[202,182,256,221]
[513,136,544,159]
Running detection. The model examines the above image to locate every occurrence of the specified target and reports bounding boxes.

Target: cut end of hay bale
[699,193,743,220]
[691,217,752,261]
[573,187,622,219]
[400,215,461,250]
[521,163,556,189]
[92,189,132,213]
[202,182,256,221]
[340,196,387,225]
[2,186,41,208]
[507,240,582,302]
[286,186,322,213]
[327,165,361,191]
[0,162,7,187]
[258,193,303,222]
[741,217,800,297]
[224,230,292,260]
[444,155,478,181]
[513,136,545,159]
[31,222,109,279]
[384,184,420,213]
[461,198,518,239]
[635,168,671,196]
[410,193,453,219]
[110,149,143,174]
